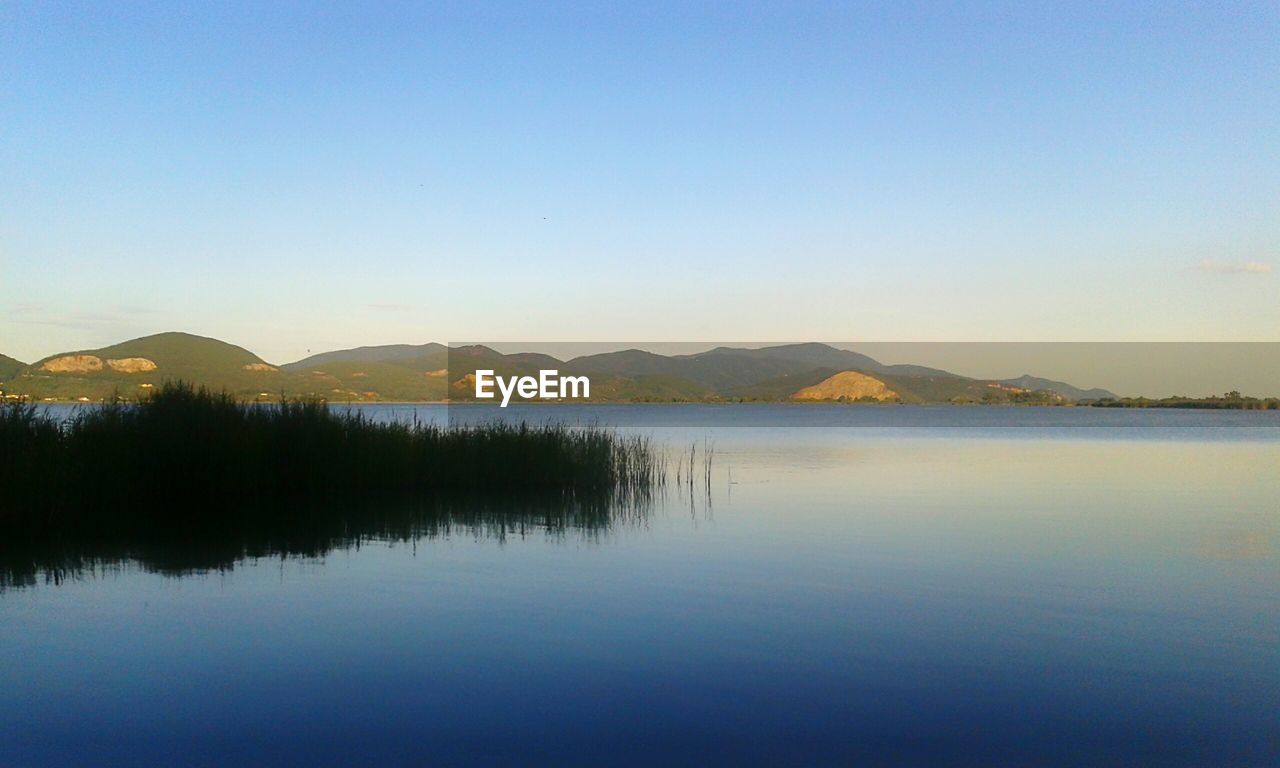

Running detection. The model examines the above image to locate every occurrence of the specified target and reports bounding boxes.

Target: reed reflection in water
[0,490,666,590]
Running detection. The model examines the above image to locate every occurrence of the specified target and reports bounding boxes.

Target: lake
[2,405,1278,766]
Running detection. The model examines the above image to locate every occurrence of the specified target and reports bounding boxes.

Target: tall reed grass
[0,382,663,542]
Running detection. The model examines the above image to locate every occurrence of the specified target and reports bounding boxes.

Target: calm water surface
[3,406,1278,766]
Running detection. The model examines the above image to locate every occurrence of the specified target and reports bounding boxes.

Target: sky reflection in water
[2,407,1277,766]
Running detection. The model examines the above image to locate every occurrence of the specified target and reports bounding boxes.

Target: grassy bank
[0,382,663,539]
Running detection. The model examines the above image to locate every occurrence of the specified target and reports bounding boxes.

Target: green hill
[292,361,449,401]
[567,345,855,390]
[283,342,452,400]
[10,332,286,400]
[568,343,963,391]
[725,367,842,400]
[695,343,957,378]
[874,373,1053,404]
[283,342,448,371]
[286,344,565,402]
[995,375,1115,401]
[0,353,25,383]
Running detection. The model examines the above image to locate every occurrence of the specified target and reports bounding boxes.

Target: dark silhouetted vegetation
[0,382,666,586]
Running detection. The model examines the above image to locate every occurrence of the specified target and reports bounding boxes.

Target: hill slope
[0,353,25,382]
[996,375,1116,401]
[567,344,886,391]
[283,342,452,400]
[293,361,450,401]
[710,343,957,378]
[11,332,285,399]
[568,343,963,389]
[283,343,448,371]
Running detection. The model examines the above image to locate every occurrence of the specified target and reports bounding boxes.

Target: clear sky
[3,2,1277,364]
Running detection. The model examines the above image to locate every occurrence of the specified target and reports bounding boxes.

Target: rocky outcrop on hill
[40,355,105,373]
[792,371,897,401]
[107,357,158,373]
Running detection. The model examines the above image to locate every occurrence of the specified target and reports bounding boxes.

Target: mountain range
[0,332,1117,403]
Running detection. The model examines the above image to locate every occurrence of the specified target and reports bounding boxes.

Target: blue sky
[3,2,1277,363]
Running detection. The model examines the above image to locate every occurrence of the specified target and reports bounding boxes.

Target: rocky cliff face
[107,358,158,373]
[40,355,159,373]
[40,355,105,373]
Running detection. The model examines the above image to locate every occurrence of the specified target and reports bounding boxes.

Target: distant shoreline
[24,398,1279,410]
